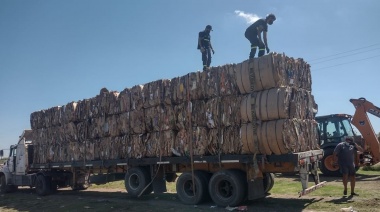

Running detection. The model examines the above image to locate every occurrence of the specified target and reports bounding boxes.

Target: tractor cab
[315,114,358,176]
[316,114,357,148]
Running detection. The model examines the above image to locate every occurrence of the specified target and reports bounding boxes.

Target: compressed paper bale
[144,106,161,132]
[174,103,187,130]
[241,123,258,154]
[142,80,164,108]
[119,88,131,113]
[235,53,312,92]
[93,88,118,117]
[161,130,175,157]
[192,127,208,156]
[130,134,146,159]
[188,71,204,100]
[205,97,220,129]
[235,61,251,94]
[160,104,176,131]
[241,87,315,122]
[172,129,189,156]
[162,79,173,105]
[76,99,91,121]
[171,76,187,104]
[64,101,78,123]
[118,112,130,135]
[87,117,102,139]
[109,136,121,159]
[85,140,95,161]
[118,135,130,159]
[129,109,145,134]
[145,132,161,157]
[201,67,219,99]
[220,95,242,127]
[207,129,219,155]
[260,121,282,155]
[108,91,120,115]
[76,121,87,142]
[191,100,206,127]
[257,123,272,155]
[131,85,144,110]
[221,125,241,154]
[219,64,239,96]
[107,115,120,137]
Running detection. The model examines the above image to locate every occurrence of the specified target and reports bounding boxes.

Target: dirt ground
[0,173,379,212]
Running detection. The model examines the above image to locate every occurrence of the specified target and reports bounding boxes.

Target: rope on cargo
[186,73,196,196]
[249,70,260,178]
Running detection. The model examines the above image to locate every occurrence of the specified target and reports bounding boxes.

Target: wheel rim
[129,173,140,190]
[183,180,195,196]
[324,155,339,171]
[217,180,233,198]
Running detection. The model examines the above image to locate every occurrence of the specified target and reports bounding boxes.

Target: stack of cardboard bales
[30,52,319,164]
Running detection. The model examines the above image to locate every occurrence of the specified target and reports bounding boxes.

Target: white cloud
[235,10,260,24]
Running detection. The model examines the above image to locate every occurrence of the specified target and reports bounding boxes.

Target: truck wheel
[35,175,51,196]
[125,167,152,197]
[0,175,9,194]
[320,148,341,176]
[176,171,209,205]
[208,170,247,207]
[263,173,275,194]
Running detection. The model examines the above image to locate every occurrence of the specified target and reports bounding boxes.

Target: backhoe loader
[316,98,380,176]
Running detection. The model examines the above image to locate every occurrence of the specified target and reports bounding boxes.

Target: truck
[0,53,326,207]
[0,130,325,207]
[316,98,380,176]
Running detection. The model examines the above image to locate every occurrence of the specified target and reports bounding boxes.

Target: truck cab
[0,130,34,193]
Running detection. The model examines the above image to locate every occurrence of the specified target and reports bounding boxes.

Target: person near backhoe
[333,136,363,196]
[245,13,276,59]
[198,25,215,71]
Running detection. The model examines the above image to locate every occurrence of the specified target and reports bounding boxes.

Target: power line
[313,54,380,71]
[311,47,380,65]
[309,43,380,62]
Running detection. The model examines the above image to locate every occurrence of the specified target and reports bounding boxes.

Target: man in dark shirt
[198,25,214,71]
[245,13,276,59]
[333,137,363,196]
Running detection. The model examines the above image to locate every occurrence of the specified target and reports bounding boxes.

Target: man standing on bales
[245,13,276,58]
[198,25,215,71]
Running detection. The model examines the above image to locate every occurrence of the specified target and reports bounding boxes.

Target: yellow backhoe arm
[350,98,380,163]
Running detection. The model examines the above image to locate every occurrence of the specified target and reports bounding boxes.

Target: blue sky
[1,0,379,153]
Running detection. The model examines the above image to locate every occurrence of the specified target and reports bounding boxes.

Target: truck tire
[320,148,341,176]
[35,175,51,196]
[125,167,152,197]
[176,171,209,205]
[208,170,247,207]
[263,173,275,194]
[0,175,9,194]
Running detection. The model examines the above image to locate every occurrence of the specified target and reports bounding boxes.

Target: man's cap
[345,137,354,142]
[266,13,276,20]
[206,25,213,31]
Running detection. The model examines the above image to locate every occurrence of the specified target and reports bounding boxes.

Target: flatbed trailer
[1,131,325,207]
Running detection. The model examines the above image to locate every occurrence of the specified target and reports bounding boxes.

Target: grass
[1,168,378,212]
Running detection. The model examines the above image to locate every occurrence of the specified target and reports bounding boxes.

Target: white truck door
[15,143,27,175]
[7,147,16,173]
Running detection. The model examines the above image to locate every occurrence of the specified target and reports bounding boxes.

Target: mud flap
[152,166,167,194]
[248,178,265,200]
